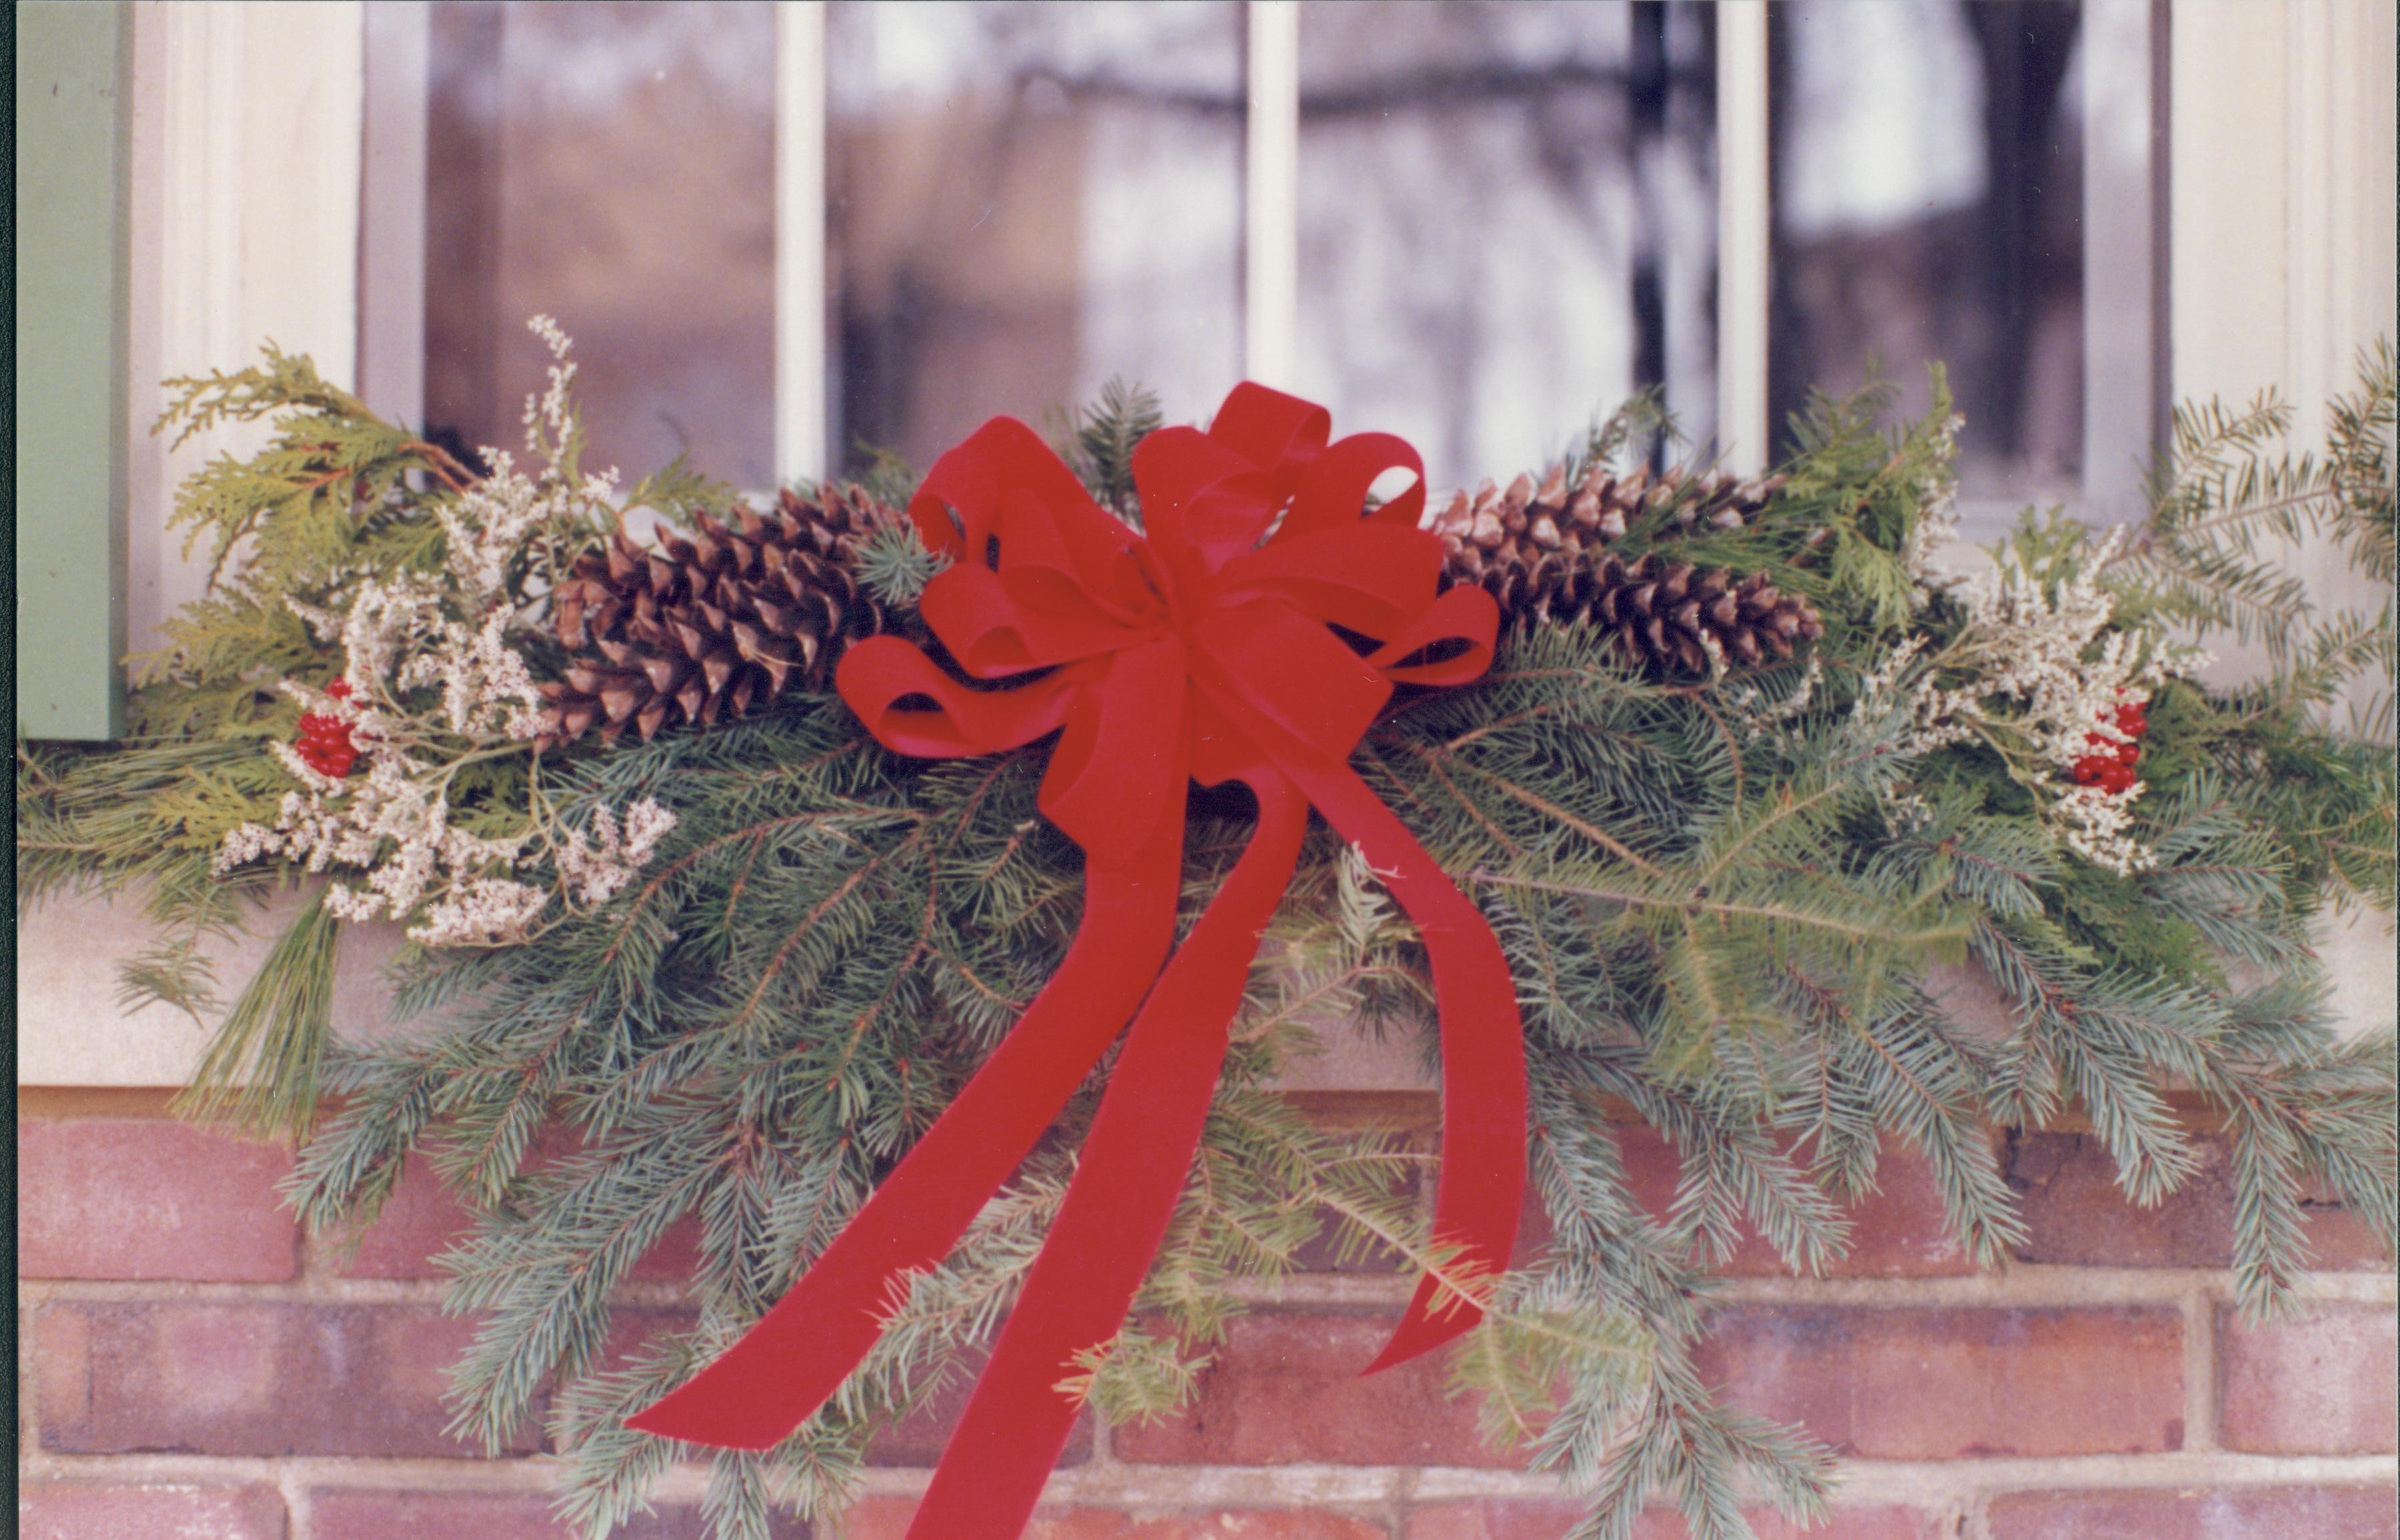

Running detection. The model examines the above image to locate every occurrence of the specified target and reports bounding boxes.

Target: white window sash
[359,0,428,428]
[776,1,829,488]
[1243,0,1300,392]
[162,1,2200,554]
[1715,1,1772,477]
[129,0,365,660]
[333,0,2384,544]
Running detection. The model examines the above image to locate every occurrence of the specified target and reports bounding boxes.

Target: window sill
[16,880,2392,1091]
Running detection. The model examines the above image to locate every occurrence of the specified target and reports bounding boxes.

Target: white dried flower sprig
[1872,526,2209,876]
[1898,410,1965,598]
[1725,655,1825,745]
[213,317,674,946]
[554,800,678,909]
[525,313,581,466]
[2050,782,2155,877]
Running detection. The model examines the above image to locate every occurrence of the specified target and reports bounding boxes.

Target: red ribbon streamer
[627,385,1526,1539]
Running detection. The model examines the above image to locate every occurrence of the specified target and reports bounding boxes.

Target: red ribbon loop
[628,385,1526,1540]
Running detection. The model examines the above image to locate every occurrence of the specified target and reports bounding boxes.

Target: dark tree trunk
[1961,1,2081,460]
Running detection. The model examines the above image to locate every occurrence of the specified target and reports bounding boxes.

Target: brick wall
[19,1090,2397,1540]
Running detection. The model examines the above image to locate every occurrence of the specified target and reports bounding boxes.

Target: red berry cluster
[295,678,361,779]
[2069,696,2147,795]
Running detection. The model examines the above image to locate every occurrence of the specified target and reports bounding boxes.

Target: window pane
[1296,1,1718,489]
[1769,0,2087,502]
[425,1,777,487]
[827,0,1244,475]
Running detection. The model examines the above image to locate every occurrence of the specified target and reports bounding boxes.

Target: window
[1292,2,1718,488]
[381,0,2153,513]
[98,0,2391,745]
[419,2,780,488]
[1768,0,2163,532]
[824,1,1246,472]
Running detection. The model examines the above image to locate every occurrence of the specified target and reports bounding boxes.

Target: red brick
[592,1305,696,1375]
[845,1498,1387,1539]
[626,1212,705,1283]
[310,1489,804,1539]
[1405,1501,1936,1540]
[35,1301,539,1458]
[329,1154,472,1279]
[529,1123,706,1286]
[2218,1303,2399,1455]
[1692,1305,2184,1458]
[593,1307,1092,1467]
[34,1307,92,1426]
[2295,1189,2395,1269]
[1521,1128,1977,1278]
[1985,1486,2398,1540]
[17,1118,299,1281]
[864,1337,1094,1468]
[1110,1310,1512,1468]
[2008,1131,2389,1269]
[17,1482,286,1540]
[337,1146,701,1283]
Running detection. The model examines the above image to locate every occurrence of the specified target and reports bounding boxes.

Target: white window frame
[462,1,1780,490]
[45,0,2400,1086]
[127,0,365,662]
[123,0,2399,696]
[748,0,2158,501]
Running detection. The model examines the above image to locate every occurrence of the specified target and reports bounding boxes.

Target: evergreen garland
[17,337,2397,1540]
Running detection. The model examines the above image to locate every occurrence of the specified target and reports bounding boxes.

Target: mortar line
[1389,1463,1424,1538]
[15,1447,2395,1519]
[15,1275,691,1308]
[285,1473,315,1540]
[2183,1281,2220,1453]
[1217,1265,2397,1311]
[22,1266,2389,1314]
[19,1303,39,1473]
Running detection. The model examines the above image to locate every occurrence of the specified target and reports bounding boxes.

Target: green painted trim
[15,1,131,741]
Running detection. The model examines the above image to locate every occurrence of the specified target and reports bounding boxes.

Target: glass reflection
[424,1,778,488]
[1770,0,2086,502]
[1296,2,1718,491]
[827,1,1243,477]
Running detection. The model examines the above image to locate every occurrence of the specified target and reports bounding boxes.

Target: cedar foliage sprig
[17,327,704,1135]
[21,346,2398,1540]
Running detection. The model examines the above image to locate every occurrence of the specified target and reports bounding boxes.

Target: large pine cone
[1427,462,1820,673]
[538,484,906,746]
[1566,552,1820,672]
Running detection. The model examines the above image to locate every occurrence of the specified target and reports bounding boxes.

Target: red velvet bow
[628,385,1526,1540]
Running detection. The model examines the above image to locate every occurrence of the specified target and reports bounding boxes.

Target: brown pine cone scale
[538,484,907,748]
[1426,460,1821,674]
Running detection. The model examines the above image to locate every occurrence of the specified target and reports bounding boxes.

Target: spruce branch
[30,328,2395,1540]
[1063,377,1163,523]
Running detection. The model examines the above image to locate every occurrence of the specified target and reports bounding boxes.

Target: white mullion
[359,0,430,428]
[776,0,828,487]
[2079,0,2159,516]
[1244,0,1299,390]
[2283,0,2335,448]
[1714,1,1771,476]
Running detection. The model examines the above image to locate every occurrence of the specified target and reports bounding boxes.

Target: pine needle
[172,891,341,1139]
